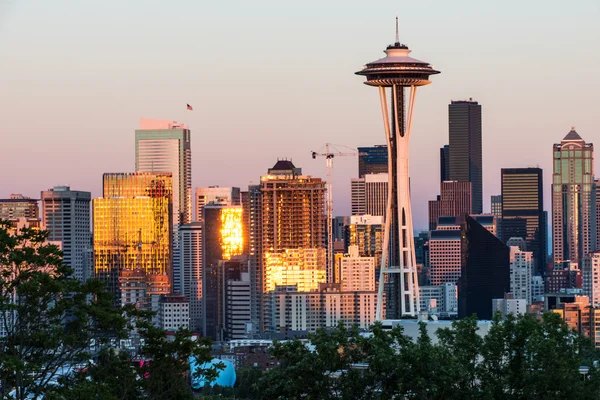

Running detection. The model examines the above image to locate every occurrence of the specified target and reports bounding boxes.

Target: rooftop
[562,128,584,142]
[270,159,297,171]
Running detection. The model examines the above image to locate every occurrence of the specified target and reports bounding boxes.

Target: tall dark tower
[440,144,450,181]
[501,168,546,276]
[449,99,483,214]
[356,19,440,319]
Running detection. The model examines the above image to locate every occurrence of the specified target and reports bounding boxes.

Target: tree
[0,220,128,399]
[233,366,263,400]
[436,316,483,399]
[136,315,216,400]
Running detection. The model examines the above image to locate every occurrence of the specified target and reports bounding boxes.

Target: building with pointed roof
[552,128,595,269]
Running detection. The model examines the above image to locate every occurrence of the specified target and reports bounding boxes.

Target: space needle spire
[356,20,440,320]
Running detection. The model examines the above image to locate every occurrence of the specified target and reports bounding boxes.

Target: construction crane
[311,143,366,283]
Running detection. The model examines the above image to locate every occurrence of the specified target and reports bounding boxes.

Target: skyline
[1,1,599,231]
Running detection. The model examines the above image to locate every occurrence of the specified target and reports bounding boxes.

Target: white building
[339,245,375,292]
[583,252,600,306]
[351,173,388,217]
[492,293,527,317]
[158,295,190,331]
[509,246,533,304]
[179,222,203,332]
[268,284,379,333]
[419,283,457,317]
[531,275,544,302]
[41,186,91,282]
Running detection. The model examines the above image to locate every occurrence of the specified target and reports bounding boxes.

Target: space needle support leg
[376,85,393,322]
[392,84,420,317]
[406,85,420,314]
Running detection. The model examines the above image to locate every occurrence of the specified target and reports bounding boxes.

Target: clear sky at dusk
[1,0,599,230]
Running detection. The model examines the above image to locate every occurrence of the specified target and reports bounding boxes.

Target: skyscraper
[594,180,600,252]
[351,173,388,217]
[203,204,244,340]
[356,22,440,319]
[41,186,91,282]
[93,173,173,304]
[458,215,510,320]
[135,119,192,225]
[428,181,472,231]
[501,168,546,275]
[178,222,203,332]
[440,145,450,182]
[449,99,483,214]
[552,129,594,268]
[136,118,192,289]
[246,160,326,331]
[357,145,388,178]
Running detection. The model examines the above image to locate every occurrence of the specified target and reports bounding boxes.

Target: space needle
[356,19,440,320]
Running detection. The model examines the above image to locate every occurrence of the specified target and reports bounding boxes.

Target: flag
[186,104,193,111]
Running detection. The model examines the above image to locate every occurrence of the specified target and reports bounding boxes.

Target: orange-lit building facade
[93,173,173,304]
[203,204,244,339]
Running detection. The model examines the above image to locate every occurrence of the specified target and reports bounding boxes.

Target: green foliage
[0,221,129,399]
[0,221,218,399]
[257,313,600,399]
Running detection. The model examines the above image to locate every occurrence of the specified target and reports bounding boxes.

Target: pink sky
[0,1,599,230]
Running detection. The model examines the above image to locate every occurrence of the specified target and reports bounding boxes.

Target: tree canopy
[255,315,600,400]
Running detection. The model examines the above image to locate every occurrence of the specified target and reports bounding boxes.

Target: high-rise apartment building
[552,129,594,268]
[428,181,472,230]
[458,215,510,320]
[509,246,533,304]
[357,145,388,178]
[440,145,450,182]
[501,168,546,275]
[339,245,375,292]
[178,222,203,332]
[0,194,39,220]
[583,252,600,307]
[246,160,326,332]
[195,186,241,222]
[449,99,483,214]
[41,186,91,282]
[429,222,463,286]
[93,173,173,304]
[351,173,388,217]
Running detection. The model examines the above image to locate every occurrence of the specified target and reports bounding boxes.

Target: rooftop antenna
[395,16,399,43]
